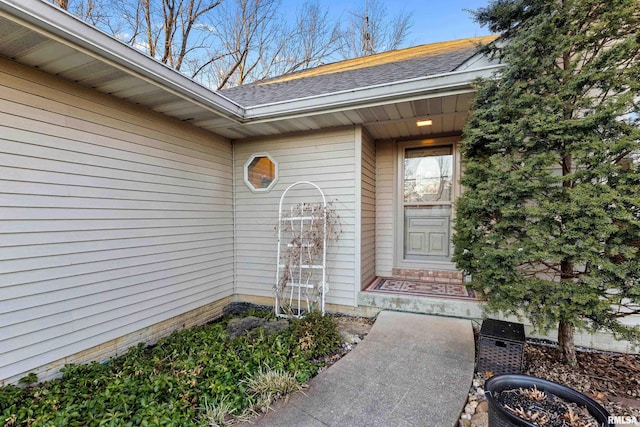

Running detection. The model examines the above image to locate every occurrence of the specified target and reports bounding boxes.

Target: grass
[198,396,235,427]
[244,367,304,413]
[0,310,342,427]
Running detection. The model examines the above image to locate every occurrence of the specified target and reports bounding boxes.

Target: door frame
[393,136,461,270]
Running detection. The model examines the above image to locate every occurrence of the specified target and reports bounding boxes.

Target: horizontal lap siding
[0,59,233,382]
[361,130,376,288]
[234,129,357,307]
[375,140,394,276]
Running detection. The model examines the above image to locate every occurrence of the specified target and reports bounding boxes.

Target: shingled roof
[220,35,498,107]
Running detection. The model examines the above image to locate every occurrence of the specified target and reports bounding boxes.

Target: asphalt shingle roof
[220,35,497,107]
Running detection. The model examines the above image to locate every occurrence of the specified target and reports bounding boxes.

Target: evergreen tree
[454,0,640,365]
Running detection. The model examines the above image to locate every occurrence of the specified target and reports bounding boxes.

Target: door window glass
[403,146,452,203]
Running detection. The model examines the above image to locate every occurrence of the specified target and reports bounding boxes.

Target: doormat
[366,277,478,300]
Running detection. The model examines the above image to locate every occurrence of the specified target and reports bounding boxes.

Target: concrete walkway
[241,311,475,427]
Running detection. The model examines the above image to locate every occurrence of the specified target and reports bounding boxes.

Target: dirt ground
[334,315,374,337]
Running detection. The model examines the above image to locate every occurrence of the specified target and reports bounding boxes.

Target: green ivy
[0,312,342,426]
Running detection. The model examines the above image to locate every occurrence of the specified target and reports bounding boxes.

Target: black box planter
[478,318,525,375]
[485,374,613,427]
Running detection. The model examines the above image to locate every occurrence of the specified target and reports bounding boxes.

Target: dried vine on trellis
[275,201,342,316]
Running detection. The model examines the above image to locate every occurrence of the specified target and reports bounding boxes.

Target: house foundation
[1,297,232,386]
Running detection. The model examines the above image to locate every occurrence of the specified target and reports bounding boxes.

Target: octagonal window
[244,153,278,192]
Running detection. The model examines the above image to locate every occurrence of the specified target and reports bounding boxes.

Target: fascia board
[0,0,244,122]
[242,65,504,122]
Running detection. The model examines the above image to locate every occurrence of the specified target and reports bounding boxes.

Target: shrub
[291,310,342,359]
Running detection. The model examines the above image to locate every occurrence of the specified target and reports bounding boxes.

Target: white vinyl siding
[0,59,233,382]
[375,140,395,276]
[234,128,357,307]
[360,129,376,288]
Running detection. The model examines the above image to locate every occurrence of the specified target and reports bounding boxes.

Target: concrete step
[359,290,484,320]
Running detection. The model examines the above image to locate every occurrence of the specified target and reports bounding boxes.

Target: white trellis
[275,181,327,318]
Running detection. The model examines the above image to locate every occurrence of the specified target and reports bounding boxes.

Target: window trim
[244,152,278,193]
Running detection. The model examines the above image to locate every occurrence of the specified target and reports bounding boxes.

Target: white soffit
[0,0,243,126]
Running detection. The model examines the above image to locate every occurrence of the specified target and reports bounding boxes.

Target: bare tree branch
[339,0,413,58]
[50,0,69,10]
[49,0,416,89]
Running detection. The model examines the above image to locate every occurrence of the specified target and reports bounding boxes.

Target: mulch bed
[523,344,640,418]
[463,329,640,427]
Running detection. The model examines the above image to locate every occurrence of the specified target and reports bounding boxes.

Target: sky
[280,0,493,46]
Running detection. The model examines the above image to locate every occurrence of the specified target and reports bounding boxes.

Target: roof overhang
[220,65,501,140]
[0,0,243,123]
[244,65,501,121]
[0,0,503,140]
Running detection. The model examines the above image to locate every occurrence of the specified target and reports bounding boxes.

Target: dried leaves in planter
[498,386,601,427]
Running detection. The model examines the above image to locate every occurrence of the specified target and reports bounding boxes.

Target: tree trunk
[559,256,577,366]
[558,320,577,366]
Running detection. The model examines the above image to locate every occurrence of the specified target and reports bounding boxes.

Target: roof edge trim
[243,64,504,121]
[0,0,245,122]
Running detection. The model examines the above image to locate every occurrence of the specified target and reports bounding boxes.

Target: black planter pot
[485,374,614,427]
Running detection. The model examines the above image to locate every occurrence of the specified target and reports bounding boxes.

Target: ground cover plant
[0,310,342,426]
